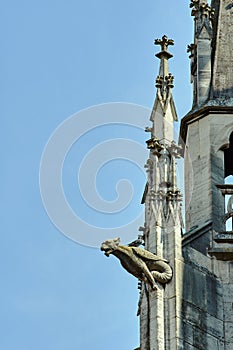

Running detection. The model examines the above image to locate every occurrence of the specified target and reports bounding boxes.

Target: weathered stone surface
[183,267,206,309]
[182,246,212,272]
[211,0,233,99]
[206,274,223,318]
[138,3,233,349]
[223,284,233,303]
[225,322,233,344]
[213,259,230,283]
[229,262,233,279]
[183,322,194,345]
[224,302,233,324]
[140,291,150,350]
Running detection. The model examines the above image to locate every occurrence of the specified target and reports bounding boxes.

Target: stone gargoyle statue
[100,237,172,290]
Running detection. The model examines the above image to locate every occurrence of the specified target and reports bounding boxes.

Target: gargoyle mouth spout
[100,246,111,257]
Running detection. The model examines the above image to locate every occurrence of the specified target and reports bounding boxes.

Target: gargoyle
[100,238,172,290]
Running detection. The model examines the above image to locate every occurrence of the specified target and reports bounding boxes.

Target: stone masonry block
[224,302,233,323]
[193,327,219,350]
[183,321,194,345]
[183,266,206,310]
[223,284,233,303]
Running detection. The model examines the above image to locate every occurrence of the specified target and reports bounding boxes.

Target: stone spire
[139,38,183,350]
[210,0,233,102]
[188,0,214,107]
[188,0,233,108]
[148,35,178,144]
[145,36,182,222]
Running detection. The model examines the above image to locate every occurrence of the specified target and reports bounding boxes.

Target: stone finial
[187,43,197,83]
[190,0,215,22]
[165,73,174,88]
[155,75,163,88]
[154,35,174,65]
[149,34,178,142]
[187,43,195,58]
[154,35,174,52]
[153,36,175,102]
[155,73,174,102]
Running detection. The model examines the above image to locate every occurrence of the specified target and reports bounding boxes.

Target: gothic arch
[213,127,233,186]
[213,124,233,154]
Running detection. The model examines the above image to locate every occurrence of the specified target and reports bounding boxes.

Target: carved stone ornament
[100,238,173,290]
[154,35,174,52]
[190,0,214,20]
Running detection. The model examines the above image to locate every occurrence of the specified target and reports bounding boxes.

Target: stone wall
[181,243,233,349]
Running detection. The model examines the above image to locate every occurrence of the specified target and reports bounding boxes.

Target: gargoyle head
[100,237,120,257]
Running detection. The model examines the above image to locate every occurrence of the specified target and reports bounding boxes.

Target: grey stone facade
[138,1,233,349]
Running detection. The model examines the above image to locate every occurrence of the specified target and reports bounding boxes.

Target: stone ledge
[215,232,233,243]
[208,248,233,261]
[182,221,212,247]
[180,106,233,143]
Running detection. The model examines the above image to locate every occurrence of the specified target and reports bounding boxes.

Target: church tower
[180,0,233,349]
[138,0,233,349]
[181,0,233,239]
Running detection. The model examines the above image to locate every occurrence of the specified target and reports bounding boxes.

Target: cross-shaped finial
[154,35,174,52]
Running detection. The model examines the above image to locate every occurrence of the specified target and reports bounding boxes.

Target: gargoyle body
[100,238,172,290]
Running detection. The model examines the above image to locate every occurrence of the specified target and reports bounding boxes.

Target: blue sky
[1,1,193,349]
